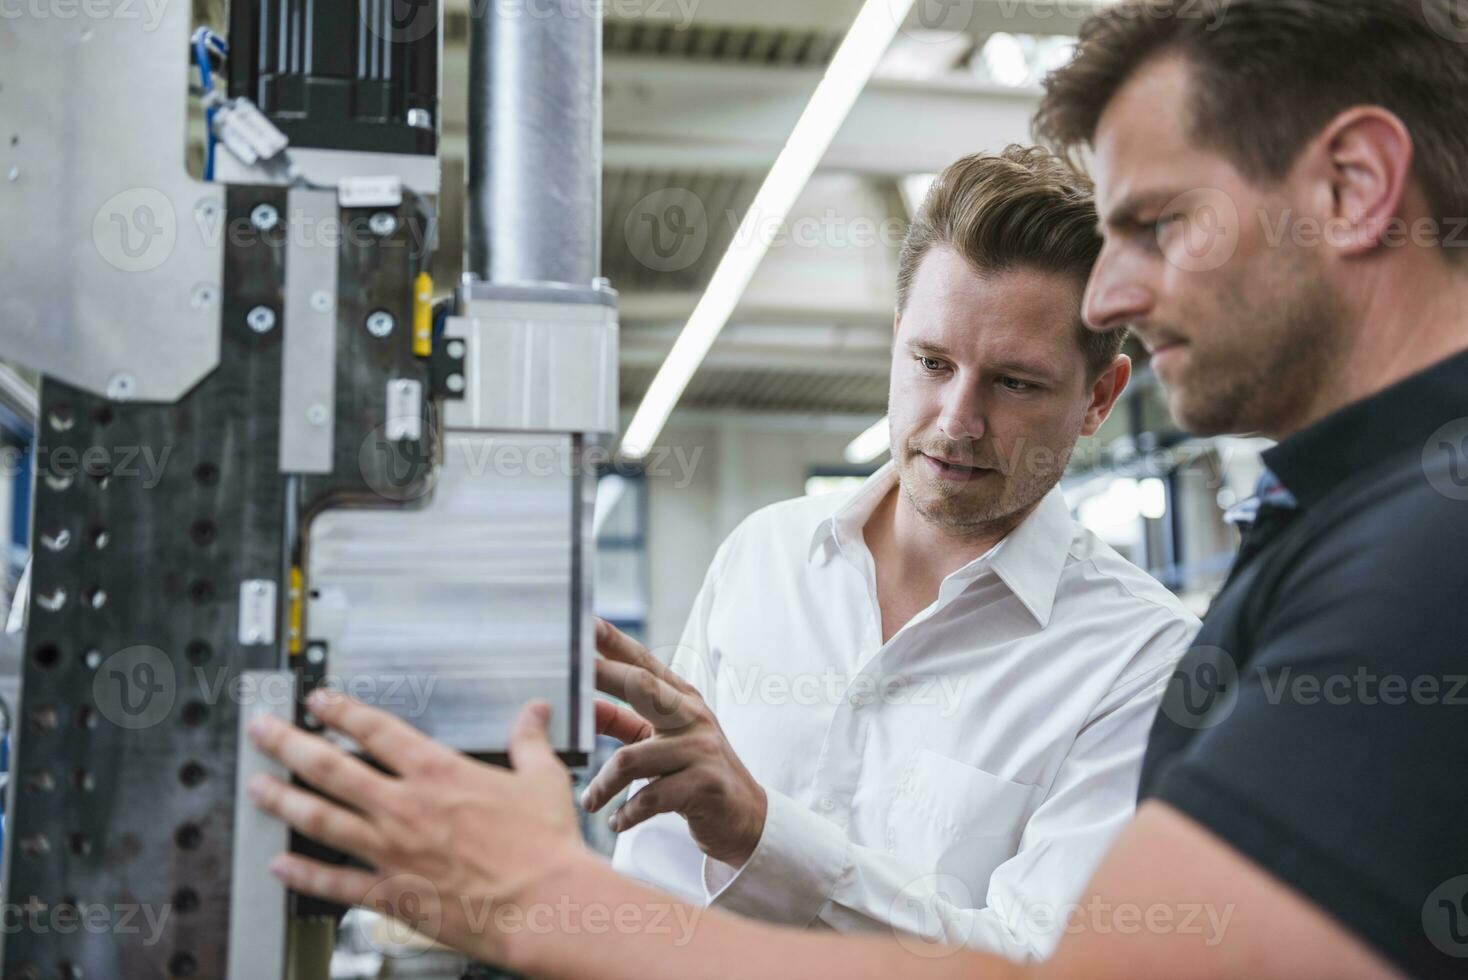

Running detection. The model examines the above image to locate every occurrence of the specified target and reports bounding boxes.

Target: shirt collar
[809,464,1075,628]
[1223,469,1299,526]
[981,487,1074,628]
[1262,346,1468,508]
[809,463,899,563]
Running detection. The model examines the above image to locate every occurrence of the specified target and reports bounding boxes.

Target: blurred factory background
[0,0,1269,662]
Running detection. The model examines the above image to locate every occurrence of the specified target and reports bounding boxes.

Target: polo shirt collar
[1263,346,1468,508]
[809,464,1074,628]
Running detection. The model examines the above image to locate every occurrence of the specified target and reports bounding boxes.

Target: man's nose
[1084,241,1154,333]
[936,384,985,443]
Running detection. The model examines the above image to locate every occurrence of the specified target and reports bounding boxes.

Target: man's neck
[862,480,1037,642]
[1278,264,1468,440]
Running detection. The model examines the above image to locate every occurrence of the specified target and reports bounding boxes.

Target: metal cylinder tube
[466,0,602,286]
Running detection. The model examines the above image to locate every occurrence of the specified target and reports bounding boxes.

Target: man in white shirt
[583,146,1200,959]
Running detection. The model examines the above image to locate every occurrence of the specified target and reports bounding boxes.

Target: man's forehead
[900,266,1083,371]
[1091,55,1197,216]
[904,259,1082,323]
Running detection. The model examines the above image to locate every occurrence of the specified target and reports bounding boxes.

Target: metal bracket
[225,671,293,980]
[279,189,340,474]
[429,336,468,401]
[442,296,618,435]
[0,7,224,402]
[385,380,425,442]
[239,580,279,647]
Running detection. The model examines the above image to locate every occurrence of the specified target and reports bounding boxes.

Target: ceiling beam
[443,0,1102,37]
[439,52,1041,176]
[621,321,893,374]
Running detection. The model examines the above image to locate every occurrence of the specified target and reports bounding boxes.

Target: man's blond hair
[897,145,1126,376]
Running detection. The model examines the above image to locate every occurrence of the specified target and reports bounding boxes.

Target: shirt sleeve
[609,526,735,901]
[1144,487,1468,979]
[704,616,1194,960]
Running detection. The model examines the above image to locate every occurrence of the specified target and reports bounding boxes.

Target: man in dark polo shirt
[244,1,1466,977]
[1038,1,1468,974]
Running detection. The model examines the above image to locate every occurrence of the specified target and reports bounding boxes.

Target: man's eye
[918,356,946,372]
[999,377,1036,392]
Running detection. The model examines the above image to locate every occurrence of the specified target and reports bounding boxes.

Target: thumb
[508,700,560,776]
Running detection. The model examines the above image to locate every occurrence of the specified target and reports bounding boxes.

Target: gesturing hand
[247,688,586,966]
[583,620,768,868]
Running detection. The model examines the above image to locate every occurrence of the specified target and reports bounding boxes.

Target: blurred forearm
[498,854,1030,980]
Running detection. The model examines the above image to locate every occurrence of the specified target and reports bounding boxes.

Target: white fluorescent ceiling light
[620,0,918,459]
[845,415,892,465]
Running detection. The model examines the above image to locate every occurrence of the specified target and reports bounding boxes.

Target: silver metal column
[467,0,602,285]
[311,0,614,763]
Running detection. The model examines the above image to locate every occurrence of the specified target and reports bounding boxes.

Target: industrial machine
[0,0,615,975]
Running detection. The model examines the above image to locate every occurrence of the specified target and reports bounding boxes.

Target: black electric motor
[228,0,439,157]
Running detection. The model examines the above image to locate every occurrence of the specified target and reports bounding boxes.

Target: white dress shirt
[612,464,1199,959]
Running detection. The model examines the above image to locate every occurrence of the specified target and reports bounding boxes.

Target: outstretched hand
[584,619,768,868]
[247,688,586,966]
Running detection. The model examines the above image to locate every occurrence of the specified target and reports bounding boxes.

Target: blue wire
[193,32,218,181]
[432,302,449,342]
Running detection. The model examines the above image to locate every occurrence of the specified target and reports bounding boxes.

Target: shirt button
[819,797,836,812]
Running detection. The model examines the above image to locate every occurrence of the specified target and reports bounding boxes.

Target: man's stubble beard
[895,439,1074,541]
[1172,245,1348,437]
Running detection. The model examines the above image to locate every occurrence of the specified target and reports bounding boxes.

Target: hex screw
[366,311,395,338]
[247,306,276,334]
[369,212,398,236]
[250,203,279,231]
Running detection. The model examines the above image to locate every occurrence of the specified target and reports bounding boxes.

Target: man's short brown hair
[1035,0,1468,262]
[897,145,1127,378]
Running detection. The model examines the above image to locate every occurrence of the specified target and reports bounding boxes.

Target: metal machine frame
[0,1,614,975]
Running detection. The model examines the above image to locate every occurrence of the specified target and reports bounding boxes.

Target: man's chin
[1169,388,1249,438]
[905,480,1008,528]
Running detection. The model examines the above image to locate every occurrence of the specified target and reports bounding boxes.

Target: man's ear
[1082,354,1132,437]
[1301,106,1414,257]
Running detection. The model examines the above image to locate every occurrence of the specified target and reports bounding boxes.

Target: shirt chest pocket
[885,748,1041,895]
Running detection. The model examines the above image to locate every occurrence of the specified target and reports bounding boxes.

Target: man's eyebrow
[989,358,1059,381]
[905,339,954,358]
[1100,189,1179,232]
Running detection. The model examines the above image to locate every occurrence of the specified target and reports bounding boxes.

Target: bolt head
[307,404,330,426]
[107,373,136,400]
[369,212,398,237]
[191,284,219,310]
[250,203,280,231]
[446,340,467,359]
[446,373,466,394]
[247,306,277,333]
[366,311,395,338]
[310,290,334,313]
